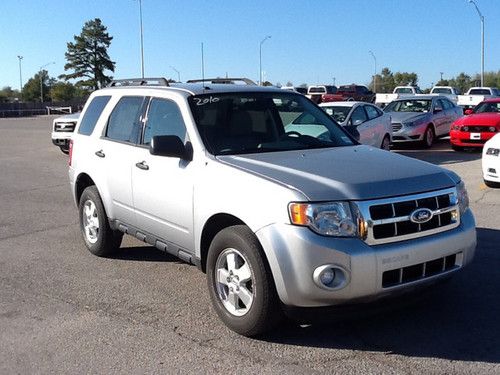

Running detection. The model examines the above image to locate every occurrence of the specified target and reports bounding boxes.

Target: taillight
[69,139,73,166]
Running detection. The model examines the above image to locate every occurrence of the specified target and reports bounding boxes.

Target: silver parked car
[320,101,392,150]
[384,96,462,148]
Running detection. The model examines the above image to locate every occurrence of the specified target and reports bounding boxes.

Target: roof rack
[108,78,170,87]
[186,77,257,86]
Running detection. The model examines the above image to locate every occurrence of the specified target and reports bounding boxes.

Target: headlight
[288,202,366,238]
[456,181,469,216]
[486,148,500,156]
[488,126,497,132]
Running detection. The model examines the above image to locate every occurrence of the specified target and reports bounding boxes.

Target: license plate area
[470,132,481,140]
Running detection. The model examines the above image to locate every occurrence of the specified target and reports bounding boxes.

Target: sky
[1,0,500,91]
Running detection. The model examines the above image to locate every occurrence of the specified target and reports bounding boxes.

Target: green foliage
[22,70,55,102]
[60,18,115,90]
[50,82,77,101]
[447,73,473,94]
[0,86,20,102]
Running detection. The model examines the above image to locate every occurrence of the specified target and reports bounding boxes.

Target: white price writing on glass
[193,96,220,106]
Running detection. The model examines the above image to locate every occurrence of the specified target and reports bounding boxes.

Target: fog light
[313,265,349,290]
[320,269,335,286]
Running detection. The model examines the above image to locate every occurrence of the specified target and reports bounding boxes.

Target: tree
[60,18,115,91]
[448,73,472,94]
[50,82,77,101]
[0,86,20,102]
[22,70,55,102]
[369,67,419,93]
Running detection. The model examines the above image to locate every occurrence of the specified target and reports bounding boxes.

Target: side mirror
[150,135,193,161]
[464,109,474,115]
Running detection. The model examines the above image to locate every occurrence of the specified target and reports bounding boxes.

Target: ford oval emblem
[410,208,433,224]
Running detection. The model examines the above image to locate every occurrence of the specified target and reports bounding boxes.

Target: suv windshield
[384,99,431,113]
[189,92,354,155]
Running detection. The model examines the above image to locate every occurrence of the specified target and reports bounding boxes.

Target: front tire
[422,126,435,148]
[206,225,280,337]
[79,186,123,257]
[381,135,391,151]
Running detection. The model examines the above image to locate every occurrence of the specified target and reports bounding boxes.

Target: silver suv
[69,78,476,336]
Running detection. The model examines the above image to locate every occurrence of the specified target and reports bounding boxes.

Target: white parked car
[482,133,500,187]
[51,112,80,154]
[320,101,392,150]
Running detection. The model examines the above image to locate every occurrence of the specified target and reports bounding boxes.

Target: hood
[388,112,427,124]
[455,113,500,126]
[217,146,459,201]
[56,112,81,121]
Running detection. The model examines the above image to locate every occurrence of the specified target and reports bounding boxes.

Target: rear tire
[79,186,123,257]
[206,225,281,337]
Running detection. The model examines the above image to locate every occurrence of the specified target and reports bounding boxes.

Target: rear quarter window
[78,96,111,136]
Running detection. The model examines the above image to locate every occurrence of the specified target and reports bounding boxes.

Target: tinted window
[106,96,146,143]
[188,92,353,155]
[365,105,381,120]
[351,106,368,125]
[143,98,187,144]
[442,99,454,110]
[469,89,491,95]
[78,96,111,136]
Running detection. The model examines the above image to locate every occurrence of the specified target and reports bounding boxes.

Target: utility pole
[17,55,23,100]
[468,0,484,87]
[440,72,444,82]
[369,50,377,92]
[137,0,145,78]
[259,36,271,86]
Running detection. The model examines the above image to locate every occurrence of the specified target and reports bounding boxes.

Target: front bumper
[391,122,427,142]
[256,209,476,307]
[51,132,72,148]
[450,129,496,147]
[482,153,500,183]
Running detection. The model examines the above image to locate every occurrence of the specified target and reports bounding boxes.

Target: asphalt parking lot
[1,116,499,374]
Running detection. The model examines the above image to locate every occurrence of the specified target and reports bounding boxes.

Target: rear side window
[365,105,381,120]
[143,98,187,144]
[78,96,111,136]
[106,96,146,143]
[351,106,368,125]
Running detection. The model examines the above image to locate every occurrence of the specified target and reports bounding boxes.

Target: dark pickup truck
[336,84,375,102]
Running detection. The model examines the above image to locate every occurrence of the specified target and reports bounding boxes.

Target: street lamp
[170,66,180,82]
[468,0,484,87]
[369,50,377,92]
[17,55,23,100]
[40,62,55,103]
[259,35,271,86]
[135,0,145,78]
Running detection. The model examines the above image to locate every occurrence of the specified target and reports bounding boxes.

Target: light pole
[170,66,180,82]
[440,72,444,82]
[468,0,484,87]
[17,55,23,100]
[39,62,55,103]
[136,0,145,78]
[369,50,377,92]
[259,35,271,86]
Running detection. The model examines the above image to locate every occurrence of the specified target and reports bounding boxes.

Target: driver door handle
[135,161,149,170]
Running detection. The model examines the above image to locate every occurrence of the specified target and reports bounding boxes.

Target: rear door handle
[95,150,105,158]
[135,161,149,170]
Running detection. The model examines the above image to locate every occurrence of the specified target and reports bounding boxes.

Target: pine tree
[60,18,115,91]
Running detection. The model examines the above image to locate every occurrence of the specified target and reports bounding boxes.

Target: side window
[143,98,187,145]
[442,99,453,110]
[106,96,146,143]
[435,99,446,110]
[78,96,111,136]
[364,105,380,120]
[350,106,368,125]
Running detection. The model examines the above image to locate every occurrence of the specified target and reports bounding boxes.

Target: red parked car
[450,98,500,151]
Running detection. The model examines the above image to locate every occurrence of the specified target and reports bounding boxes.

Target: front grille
[356,187,460,245]
[382,253,461,288]
[461,125,495,133]
[54,122,76,132]
[392,123,402,132]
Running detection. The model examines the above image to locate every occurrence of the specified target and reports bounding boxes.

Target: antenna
[201,43,205,89]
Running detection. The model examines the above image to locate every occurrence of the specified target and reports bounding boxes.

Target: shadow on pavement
[111,245,180,263]
[263,227,500,364]
[392,139,482,166]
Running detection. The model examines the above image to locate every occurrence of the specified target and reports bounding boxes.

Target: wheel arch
[75,173,96,205]
[199,213,248,273]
